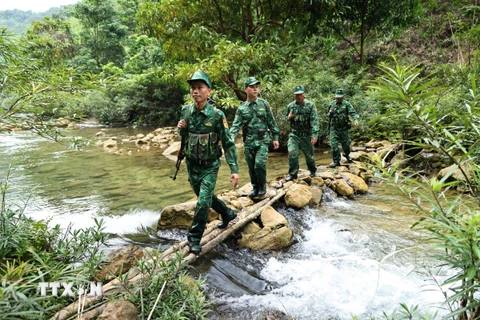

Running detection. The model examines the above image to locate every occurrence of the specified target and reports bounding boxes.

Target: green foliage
[69,0,127,71]
[327,0,422,65]
[117,249,212,320]
[369,59,480,319]
[0,7,72,35]
[97,69,186,126]
[0,165,109,318]
[24,17,75,68]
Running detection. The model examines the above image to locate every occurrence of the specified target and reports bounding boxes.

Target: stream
[0,127,448,319]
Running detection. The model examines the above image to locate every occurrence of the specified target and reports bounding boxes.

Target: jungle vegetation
[0,0,479,319]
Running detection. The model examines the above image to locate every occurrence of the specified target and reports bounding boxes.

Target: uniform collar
[195,103,213,116]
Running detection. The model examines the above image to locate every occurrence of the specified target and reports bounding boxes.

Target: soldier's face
[245,84,259,100]
[294,93,305,104]
[190,81,211,105]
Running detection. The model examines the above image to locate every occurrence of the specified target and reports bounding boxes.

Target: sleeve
[265,101,280,141]
[217,110,239,174]
[310,102,320,138]
[286,102,293,122]
[347,102,360,122]
[229,106,243,140]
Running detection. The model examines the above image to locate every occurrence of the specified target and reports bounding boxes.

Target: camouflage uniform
[230,97,279,194]
[328,90,359,165]
[286,97,319,177]
[179,102,238,246]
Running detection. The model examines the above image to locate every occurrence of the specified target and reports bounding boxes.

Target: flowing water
[0,127,448,319]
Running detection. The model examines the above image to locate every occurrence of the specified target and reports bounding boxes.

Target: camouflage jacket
[230,97,280,145]
[179,103,239,174]
[328,100,359,130]
[286,99,319,138]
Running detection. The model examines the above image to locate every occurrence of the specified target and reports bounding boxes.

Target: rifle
[170,151,184,180]
[171,115,188,180]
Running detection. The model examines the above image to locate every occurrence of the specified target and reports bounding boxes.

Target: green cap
[293,85,305,94]
[335,88,345,98]
[187,70,212,88]
[244,76,260,88]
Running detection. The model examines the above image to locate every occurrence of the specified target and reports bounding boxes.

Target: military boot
[218,209,237,229]
[343,154,353,163]
[257,184,267,197]
[329,162,340,168]
[285,175,297,182]
[188,243,202,255]
[248,187,258,197]
[187,233,202,255]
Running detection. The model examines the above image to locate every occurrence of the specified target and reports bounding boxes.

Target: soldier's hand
[311,137,317,145]
[288,111,294,119]
[273,141,280,150]
[230,173,239,188]
[354,121,359,127]
[177,119,186,129]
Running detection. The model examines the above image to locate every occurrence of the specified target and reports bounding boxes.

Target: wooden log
[51,188,286,320]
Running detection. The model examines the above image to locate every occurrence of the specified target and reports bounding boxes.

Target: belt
[187,158,217,165]
[294,132,311,137]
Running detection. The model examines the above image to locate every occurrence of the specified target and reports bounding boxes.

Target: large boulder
[157,201,220,229]
[340,172,369,194]
[261,205,287,228]
[331,178,354,197]
[284,183,312,208]
[95,245,144,281]
[238,222,293,250]
[97,301,137,320]
[309,185,323,206]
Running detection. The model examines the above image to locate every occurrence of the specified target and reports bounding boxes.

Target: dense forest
[0,6,73,35]
[1,0,479,319]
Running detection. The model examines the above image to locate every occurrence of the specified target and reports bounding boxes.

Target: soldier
[327,88,359,168]
[230,76,280,198]
[176,70,240,255]
[285,85,319,181]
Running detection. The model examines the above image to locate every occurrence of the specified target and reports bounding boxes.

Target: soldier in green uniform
[177,70,240,255]
[328,88,359,168]
[285,85,319,181]
[230,76,280,198]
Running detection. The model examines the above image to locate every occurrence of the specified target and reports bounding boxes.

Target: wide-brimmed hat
[244,76,261,87]
[335,88,345,98]
[187,70,212,88]
[293,85,305,94]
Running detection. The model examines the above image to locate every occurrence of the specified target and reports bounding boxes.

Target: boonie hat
[293,85,305,94]
[335,88,345,98]
[187,70,212,88]
[244,76,261,88]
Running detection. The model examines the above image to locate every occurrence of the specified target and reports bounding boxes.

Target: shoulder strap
[184,105,193,130]
[212,107,217,130]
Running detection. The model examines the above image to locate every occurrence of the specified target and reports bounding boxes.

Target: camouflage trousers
[329,128,351,163]
[186,159,235,245]
[287,134,316,177]
[244,142,269,190]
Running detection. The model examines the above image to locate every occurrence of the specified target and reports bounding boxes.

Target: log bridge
[52,185,289,320]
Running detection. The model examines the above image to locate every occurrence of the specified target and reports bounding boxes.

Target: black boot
[343,154,353,163]
[188,243,202,255]
[218,210,237,229]
[285,175,297,182]
[257,184,267,197]
[329,162,340,168]
[248,187,258,197]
